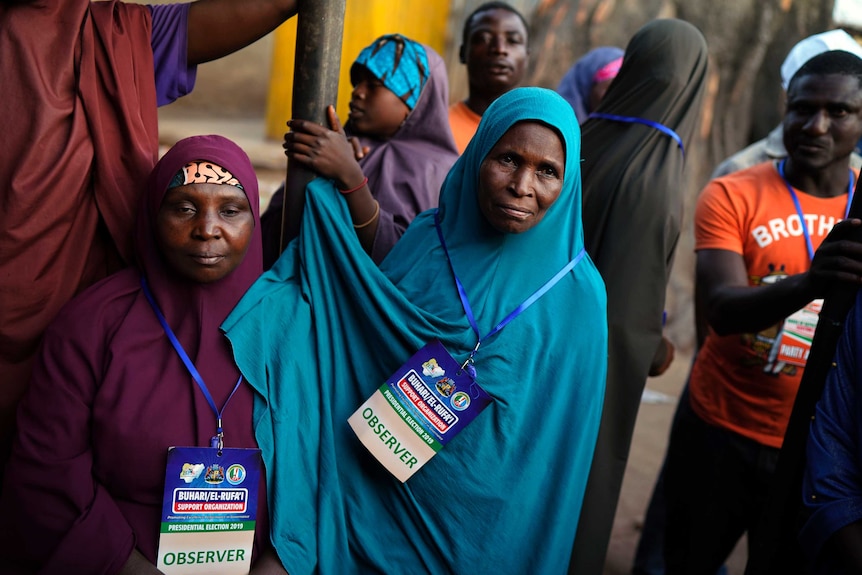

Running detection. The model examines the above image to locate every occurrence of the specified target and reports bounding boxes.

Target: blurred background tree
[448,0,836,354]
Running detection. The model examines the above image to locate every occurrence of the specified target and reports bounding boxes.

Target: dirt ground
[157,111,750,575]
[606,352,748,575]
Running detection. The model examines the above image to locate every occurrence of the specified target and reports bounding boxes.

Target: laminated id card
[776,299,823,367]
[157,446,261,575]
[348,339,492,482]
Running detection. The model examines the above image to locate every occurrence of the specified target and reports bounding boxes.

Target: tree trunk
[527,0,833,354]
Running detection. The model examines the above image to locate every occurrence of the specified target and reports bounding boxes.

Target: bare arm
[187,0,297,65]
[283,106,380,253]
[698,249,814,335]
[700,218,862,335]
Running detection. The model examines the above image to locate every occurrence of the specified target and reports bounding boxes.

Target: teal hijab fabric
[223,87,607,574]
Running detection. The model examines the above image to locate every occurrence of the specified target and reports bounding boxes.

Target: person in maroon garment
[0,135,285,575]
[0,0,298,480]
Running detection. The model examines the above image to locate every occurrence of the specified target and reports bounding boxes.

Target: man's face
[784,73,862,172]
[461,8,528,95]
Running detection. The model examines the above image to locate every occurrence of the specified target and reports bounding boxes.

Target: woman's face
[155,183,254,283]
[477,122,565,234]
[348,66,410,140]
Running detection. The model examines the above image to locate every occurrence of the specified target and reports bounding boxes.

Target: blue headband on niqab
[351,34,430,110]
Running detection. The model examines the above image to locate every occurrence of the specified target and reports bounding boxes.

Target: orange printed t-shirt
[448,100,481,154]
[689,161,857,448]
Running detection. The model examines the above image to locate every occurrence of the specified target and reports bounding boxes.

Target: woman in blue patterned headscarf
[262,33,458,267]
[223,87,607,574]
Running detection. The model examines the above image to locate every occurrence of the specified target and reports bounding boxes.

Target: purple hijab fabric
[557,46,625,124]
[150,3,197,107]
[261,42,458,267]
[0,135,266,573]
[351,43,458,263]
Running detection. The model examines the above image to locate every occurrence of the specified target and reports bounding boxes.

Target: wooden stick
[279,0,346,252]
[745,173,862,575]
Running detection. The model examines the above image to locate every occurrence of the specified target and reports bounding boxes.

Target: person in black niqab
[568,18,709,575]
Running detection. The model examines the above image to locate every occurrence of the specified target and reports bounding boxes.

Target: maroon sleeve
[1,318,135,574]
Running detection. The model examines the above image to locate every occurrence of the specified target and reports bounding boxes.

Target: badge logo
[435,377,455,397]
[422,358,446,378]
[179,463,205,484]
[226,464,247,485]
[204,463,225,485]
[451,391,470,411]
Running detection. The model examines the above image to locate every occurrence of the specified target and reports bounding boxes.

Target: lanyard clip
[460,341,481,378]
[210,418,225,453]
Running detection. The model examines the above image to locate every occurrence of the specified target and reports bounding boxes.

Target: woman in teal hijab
[223,87,607,574]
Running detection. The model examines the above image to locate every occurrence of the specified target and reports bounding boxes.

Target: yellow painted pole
[265,0,451,141]
[265,19,298,143]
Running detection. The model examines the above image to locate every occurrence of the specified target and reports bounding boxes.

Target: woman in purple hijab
[262,33,459,267]
[557,46,625,124]
[0,135,285,575]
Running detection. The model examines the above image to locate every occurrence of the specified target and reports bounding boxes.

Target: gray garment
[569,19,709,575]
[711,124,862,178]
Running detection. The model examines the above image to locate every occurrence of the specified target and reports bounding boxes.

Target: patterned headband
[168,161,245,190]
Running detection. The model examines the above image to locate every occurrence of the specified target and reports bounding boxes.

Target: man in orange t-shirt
[448,2,529,153]
[663,50,862,574]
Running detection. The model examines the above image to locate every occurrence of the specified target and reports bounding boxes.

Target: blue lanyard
[433,210,586,377]
[141,276,242,451]
[778,159,854,262]
[588,112,685,157]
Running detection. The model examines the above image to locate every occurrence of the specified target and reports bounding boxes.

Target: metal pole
[279,0,346,252]
[745,176,862,575]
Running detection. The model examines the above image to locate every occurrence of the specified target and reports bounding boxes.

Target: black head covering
[571,18,709,572]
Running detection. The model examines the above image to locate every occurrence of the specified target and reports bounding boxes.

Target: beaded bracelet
[353,201,380,229]
[339,176,368,195]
